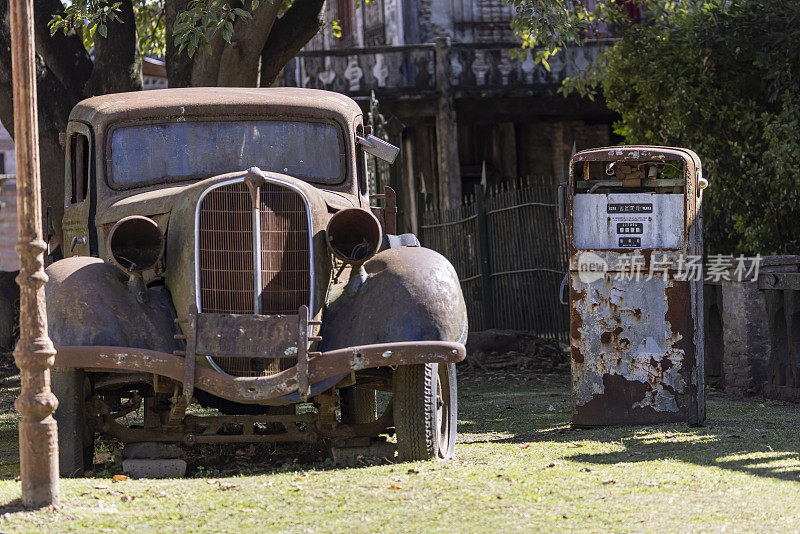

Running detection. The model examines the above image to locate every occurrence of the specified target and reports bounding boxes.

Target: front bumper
[54,340,466,404]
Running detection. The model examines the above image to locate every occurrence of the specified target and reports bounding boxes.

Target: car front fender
[320,246,468,351]
[45,256,180,353]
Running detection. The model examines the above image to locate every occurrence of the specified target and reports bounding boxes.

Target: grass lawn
[0,371,798,532]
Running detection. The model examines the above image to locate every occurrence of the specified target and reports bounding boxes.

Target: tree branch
[259,0,326,87]
[165,0,193,87]
[33,0,93,101]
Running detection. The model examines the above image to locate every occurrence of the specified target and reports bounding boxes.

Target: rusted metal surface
[181,306,197,402]
[48,88,468,456]
[326,208,382,263]
[107,216,164,273]
[320,246,469,351]
[369,186,397,236]
[195,313,299,360]
[570,275,698,424]
[297,305,311,401]
[46,257,180,354]
[10,0,60,505]
[568,146,704,426]
[53,340,465,404]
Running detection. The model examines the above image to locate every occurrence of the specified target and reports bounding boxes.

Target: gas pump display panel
[573,193,684,250]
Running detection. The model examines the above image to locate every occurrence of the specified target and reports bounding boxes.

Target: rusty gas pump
[560,146,708,426]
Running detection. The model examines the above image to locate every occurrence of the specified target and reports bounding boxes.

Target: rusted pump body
[562,146,706,426]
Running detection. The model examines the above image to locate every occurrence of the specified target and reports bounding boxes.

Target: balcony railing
[280,40,613,98]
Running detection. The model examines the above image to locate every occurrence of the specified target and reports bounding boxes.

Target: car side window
[70,133,89,204]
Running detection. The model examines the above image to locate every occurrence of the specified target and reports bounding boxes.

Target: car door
[62,122,97,258]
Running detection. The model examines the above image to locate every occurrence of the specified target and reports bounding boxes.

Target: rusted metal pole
[10,0,61,508]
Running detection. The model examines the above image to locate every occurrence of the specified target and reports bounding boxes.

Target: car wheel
[393,363,457,461]
[340,387,378,424]
[51,368,93,477]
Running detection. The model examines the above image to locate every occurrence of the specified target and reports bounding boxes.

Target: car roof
[69,87,363,129]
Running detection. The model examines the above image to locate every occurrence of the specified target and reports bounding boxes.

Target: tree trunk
[259,0,326,87]
[85,0,143,96]
[166,0,327,88]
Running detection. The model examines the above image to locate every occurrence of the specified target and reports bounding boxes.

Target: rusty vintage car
[47,87,467,475]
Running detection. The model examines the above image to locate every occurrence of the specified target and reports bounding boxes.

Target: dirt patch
[460,329,570,377]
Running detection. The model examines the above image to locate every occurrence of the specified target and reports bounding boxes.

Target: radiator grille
[260,183,311,315]
[198,182,255,314]
[197,179,311,378]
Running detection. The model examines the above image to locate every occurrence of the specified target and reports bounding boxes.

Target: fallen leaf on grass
[602,480,616,485]
[389,484,402,490]
[113,475,129,482]
[545,463,556,468]
[407,469,419,475]
[579,468,591,472]
[519,444,531,449]
[93,485,109,490]
[120,495,135,502]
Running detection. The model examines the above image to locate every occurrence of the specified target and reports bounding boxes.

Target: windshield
[109,120,344,187]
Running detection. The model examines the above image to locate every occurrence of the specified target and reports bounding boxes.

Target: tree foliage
[511,0,800,254]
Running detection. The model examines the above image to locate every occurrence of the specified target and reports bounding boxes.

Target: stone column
[433,37,462,208]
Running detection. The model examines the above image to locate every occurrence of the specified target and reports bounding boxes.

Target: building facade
[279,0,616,231]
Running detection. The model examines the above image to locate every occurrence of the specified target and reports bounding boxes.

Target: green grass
[0,372,798,532]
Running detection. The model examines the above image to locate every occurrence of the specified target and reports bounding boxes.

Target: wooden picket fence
[419,179,569,341]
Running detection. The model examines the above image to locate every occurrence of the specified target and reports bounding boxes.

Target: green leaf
[97,23,107,38]
[173,21,192,33]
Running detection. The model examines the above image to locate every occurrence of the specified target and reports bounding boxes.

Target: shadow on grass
[0,498,25,514]
[458,377,800,484]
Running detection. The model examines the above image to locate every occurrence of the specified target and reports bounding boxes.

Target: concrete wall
[704,256,800,400]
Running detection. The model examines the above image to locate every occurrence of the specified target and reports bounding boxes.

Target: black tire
[52,368,93,477]
[340,387,378,424]
[393,363,457,461]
